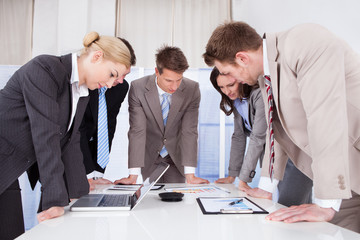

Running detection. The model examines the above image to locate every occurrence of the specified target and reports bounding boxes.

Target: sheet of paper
[108,184,164,191]
[165,185,229,196]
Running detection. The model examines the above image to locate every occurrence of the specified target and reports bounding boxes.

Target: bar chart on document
[164,185,230,196]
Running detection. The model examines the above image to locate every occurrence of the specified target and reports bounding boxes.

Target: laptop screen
[131,162,170,209]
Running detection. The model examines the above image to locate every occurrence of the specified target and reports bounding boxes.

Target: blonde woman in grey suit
[210,67,267,191]
[0,32,132,240]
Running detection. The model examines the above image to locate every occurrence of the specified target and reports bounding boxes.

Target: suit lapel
[265,33,294,142]
[144,75,164,132]
[165,81,185,133]
[266,33,281,124]
[265,33,280,113]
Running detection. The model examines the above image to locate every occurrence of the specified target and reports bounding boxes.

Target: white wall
[232,0,360,52]
[32,0,116,57]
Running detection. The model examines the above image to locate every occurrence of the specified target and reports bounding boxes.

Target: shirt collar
[155,76,170,96]
[71,53,89,97]
[262,39,270,76]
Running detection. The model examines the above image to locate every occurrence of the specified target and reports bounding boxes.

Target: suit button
[163,138,167,143]
[59,132,63,135]
[157,151,160,154]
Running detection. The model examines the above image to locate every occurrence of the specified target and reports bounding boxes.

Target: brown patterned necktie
[264,75,275,181]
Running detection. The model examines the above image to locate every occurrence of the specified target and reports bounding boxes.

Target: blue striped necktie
[159,93,170,158]
[97,87,109,168]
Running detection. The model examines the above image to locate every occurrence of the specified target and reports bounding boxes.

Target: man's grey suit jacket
[0,54,89,210]
[127,74,200,179]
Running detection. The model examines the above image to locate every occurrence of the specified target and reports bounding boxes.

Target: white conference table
[17,183,360,240]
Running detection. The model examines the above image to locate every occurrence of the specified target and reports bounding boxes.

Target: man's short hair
[156,45,189,74]
[203,21,262,66]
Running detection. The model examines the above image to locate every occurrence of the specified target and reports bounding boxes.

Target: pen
[228,199,243,205]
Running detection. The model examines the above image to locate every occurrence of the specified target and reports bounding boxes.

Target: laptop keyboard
[98,195,128,207]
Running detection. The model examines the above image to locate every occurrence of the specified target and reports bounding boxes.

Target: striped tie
[159,93,170,158]
[264,76,275,181]
[97,87,109,169]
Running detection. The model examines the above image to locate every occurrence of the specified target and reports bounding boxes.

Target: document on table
[164,185,230,195]
[196,197,268,214]
[107,184,164,191]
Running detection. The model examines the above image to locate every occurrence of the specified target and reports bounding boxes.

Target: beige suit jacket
[128,74,200,178]
[259,23,360,199]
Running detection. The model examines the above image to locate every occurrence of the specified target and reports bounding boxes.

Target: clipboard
[196,197,268,214]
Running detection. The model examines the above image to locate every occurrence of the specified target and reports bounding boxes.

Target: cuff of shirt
[87,171,104,179]
[313,198,342,212]
[258,176,279,194]
[184,166,196,175]
[129,168,141,175]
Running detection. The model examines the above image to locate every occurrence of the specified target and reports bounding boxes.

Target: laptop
[70,162,169,211]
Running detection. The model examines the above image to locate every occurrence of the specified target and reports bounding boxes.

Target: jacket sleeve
[238,89,267,182]
[285,24,351,199]
[128,82,147,168]
[228,111,247,178]
[180,82,200,167]
[21,59,69,210]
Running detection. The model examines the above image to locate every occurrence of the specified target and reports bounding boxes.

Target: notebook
[70,162,169,211]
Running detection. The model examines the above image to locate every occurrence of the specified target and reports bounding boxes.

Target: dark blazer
[80,80,129,174]
[0,54,89,211]
[128,74,200,179]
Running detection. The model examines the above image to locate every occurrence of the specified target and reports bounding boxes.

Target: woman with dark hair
[210,67,267,191]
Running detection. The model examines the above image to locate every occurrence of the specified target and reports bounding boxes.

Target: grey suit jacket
[259,23,360,199]
[228,88,266,182]
[128,74,200,178]
[0,54,89,210]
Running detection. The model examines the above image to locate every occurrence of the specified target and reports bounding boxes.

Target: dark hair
[210,67,258,116]
[118,37,136,66]
[203,21,262,66]
[156,45,189,74]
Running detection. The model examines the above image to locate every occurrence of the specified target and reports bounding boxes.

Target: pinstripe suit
[0,54,89,239]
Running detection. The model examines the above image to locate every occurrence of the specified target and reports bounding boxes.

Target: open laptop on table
[70,162,169,211]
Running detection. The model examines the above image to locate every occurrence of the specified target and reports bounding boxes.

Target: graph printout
[165,185,230,196]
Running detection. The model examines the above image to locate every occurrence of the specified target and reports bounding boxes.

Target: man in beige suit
[115,46,209,184]
[203,22,360,232]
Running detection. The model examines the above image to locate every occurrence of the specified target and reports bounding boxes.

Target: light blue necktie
[159,93,170,158]
[97,87,109,168]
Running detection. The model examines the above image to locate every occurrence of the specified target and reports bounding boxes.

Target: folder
[196,197,268,214]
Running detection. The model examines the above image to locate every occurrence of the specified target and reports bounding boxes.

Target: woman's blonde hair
[81,31,131,68]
